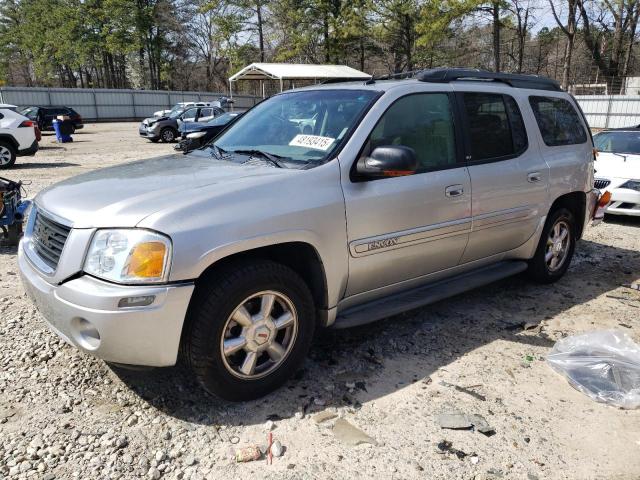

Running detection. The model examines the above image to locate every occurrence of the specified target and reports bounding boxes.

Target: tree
[549,0,579,90]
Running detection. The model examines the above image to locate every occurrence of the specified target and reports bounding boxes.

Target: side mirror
[357,145,418,178]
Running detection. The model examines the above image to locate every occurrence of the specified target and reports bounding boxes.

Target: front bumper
[18,241,195,367]
[606,187,640,216]
[138,124,160,140]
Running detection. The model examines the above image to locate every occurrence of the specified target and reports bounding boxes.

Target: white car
[0,108,38,169]
[593,129,640,217]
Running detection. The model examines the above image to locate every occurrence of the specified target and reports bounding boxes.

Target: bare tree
[550,0,579,90]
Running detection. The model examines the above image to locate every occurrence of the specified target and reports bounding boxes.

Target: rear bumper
[18,241,195,367]
[17,139,38,157]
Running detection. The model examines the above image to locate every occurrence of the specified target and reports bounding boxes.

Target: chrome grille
[31,212,70,270]
[594,179,611,189]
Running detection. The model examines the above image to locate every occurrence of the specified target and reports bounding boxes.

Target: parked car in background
[19,106,84,133]
[593,128,640,216]
[140,106,224,143]
[0,107,38,168]
[153,102,217,118]
[19,69,604,401]
[175,112,244,153]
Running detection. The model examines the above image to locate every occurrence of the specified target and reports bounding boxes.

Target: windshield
[169,107,186,119]
[594,131,640,155]
[20,107,37,119]
[214,89,379,164]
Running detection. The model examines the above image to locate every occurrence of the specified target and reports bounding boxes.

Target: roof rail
[416,68,562,91]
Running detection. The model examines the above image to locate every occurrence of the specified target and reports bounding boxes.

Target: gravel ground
[1,123,639,480]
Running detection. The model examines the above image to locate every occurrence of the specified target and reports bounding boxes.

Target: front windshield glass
[214,89,379,163]
[20,107,37,119]
[169,107,186,119]
[594,131,640,154]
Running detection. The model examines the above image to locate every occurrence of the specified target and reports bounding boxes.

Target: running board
[333,261,528,329]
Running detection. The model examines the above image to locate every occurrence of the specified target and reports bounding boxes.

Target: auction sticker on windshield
[289,134,335,151]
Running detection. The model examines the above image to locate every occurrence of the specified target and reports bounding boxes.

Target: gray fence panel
[0,86,260,121]
[575,95,640,129]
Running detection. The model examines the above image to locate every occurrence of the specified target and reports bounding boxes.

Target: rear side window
[462,93,528,161]
[529,96,587,146]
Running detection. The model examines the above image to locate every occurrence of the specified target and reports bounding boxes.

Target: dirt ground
[0,123,639,480]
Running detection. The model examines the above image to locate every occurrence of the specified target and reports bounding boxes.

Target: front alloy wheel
[221,291,298,379]
[183,260,315,401]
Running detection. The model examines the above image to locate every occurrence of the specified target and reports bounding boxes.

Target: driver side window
[368,93,457,172]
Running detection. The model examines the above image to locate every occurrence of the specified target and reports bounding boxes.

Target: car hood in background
[595,152,640,180]
[35,154,293,228]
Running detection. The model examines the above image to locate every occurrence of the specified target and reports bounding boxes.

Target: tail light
[18,120,34,128]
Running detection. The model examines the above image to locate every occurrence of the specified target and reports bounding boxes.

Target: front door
[454,89,549,262]
[341,91,472,297]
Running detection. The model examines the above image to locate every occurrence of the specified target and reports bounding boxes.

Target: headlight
[187,131,206,139]
[620,179,640,192]
[84,229,171,284]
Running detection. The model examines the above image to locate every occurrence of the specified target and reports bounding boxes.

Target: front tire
[183,260,316,401]
[527,207,576,283]
[160,127,177,143]
[0,142,16,169]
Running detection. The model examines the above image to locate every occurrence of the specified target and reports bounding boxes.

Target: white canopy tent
[228,63,371,98]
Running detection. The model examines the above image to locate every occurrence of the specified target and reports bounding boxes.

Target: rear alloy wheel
[184,260,315,401]
[160,128,176,143]
[527,208,576,283]
[0,142,16,169]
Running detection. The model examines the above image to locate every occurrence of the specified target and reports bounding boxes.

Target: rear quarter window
[529,96,587,146]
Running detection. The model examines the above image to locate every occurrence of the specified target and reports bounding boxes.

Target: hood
[595,152,640,180]
[35,154,293,228]
[180,121,219,133]
[143,116,168,125]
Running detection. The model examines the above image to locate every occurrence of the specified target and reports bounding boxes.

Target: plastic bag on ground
[547,330,640,409]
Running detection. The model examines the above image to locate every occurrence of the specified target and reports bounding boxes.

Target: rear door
[341,89,472,297]
[197,108,215,122]
[454,87,549,262]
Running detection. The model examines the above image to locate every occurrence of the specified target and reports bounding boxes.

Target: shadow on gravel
[12,162,80,169]
[112,238,640,427]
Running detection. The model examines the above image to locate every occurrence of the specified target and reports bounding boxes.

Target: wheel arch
[187,241,329,321]
[549,191,586,238]
[0,134,18,150]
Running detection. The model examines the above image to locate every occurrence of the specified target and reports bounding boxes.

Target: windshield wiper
[231,149,289,168]
[207,143,229,159]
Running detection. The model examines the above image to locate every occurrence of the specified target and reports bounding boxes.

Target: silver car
[19,69,601,401]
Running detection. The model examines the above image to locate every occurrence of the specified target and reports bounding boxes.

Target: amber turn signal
[598,190,611,207]
[125,242,167,278]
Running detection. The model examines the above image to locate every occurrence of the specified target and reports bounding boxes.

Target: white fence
[0,87,261,121]
[575,95,640,129]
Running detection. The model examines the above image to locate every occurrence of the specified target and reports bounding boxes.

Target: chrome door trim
[349,217,471,257]
[471,206,538,232]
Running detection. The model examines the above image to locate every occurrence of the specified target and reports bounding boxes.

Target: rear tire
[527,207,576,284]
[183,260,315,401]
[0,142,16,169]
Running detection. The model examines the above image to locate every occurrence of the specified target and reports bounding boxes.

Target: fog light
[70,317,100,350]
[118,295,155,308]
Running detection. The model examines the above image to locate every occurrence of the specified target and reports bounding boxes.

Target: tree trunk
[492,1,501,72]
[257,2,265,62]
[561,36,574,91]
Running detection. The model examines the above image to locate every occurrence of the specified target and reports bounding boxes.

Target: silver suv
[19,69,602,401]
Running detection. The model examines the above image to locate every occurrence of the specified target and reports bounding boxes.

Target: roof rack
[416,68,561,91]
